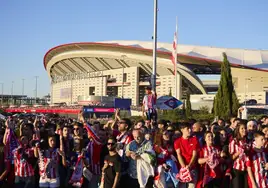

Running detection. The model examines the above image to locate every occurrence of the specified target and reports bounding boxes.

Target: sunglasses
[107,143,115,146]
[74,128,80,131]
[167,130,174,132]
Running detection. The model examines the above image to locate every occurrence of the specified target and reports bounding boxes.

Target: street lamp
[22,78,25,95]
[11,81,14,105]
[21,79,25,105]
[34,76,38,104]
[0,83,3,106]
[152,0,158,92]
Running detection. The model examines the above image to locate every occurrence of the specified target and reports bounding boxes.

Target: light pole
[21,79,25,105]
[0,83,3,106]
[22,78,25,95]
[11,81,14,104]
[35,76,38,104]
[152,0,158,92]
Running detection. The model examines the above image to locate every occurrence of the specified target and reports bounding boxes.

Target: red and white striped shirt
[143,93,157,111]
[200,146,220,161]
[116,132,133,157]
[13,147,35,177]
[229,139,250,171]
[116,132,132,146]
[199,146,222,178]
[38,149,60,179]
[246,149,268,188]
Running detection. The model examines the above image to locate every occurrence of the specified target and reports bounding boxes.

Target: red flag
[171,31,177,75]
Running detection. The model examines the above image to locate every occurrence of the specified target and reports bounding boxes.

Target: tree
[169,87,172,96]
[199,106,210,114]
[185,93,192,119]
[213,53,239,119]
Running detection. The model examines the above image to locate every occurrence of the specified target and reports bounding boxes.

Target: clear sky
[1,0,268,97]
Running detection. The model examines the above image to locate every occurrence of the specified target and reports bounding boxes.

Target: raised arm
[3,128,9,145]
[78,112,102,145]
[83,123,102,145]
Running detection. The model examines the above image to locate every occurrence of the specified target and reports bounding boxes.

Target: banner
[114,98,132,110]
[156,96,183,110]
[6,107,115,114]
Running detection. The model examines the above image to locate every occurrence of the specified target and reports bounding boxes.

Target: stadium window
[89,87,95,95]
[123,73,127,82]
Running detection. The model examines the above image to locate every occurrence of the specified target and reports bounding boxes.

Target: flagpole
[175,16,178,99]
[152,0,158,92]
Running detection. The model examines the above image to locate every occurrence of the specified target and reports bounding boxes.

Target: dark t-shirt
[0,146,5,175]
[100,144,109,169]
[104,154,121,188]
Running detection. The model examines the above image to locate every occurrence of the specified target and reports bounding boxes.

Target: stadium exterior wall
[45,41,268,106]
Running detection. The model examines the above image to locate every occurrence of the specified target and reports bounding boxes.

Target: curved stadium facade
[44,41,268,106]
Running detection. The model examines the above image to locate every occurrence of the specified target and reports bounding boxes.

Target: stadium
[44,41,268,107]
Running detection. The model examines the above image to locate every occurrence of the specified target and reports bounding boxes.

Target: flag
[171,31,177,75]
[69,155,84,187]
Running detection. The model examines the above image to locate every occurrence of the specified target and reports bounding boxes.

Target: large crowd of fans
[0,110,267,188]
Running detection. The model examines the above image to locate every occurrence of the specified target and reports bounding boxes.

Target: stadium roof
[44,41,268,95]
[44,41,268,73]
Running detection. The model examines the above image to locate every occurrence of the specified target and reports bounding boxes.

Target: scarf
[4,128,19,163]
[176,167,192,183]
[202,154,219,187]
[69,155,84,187]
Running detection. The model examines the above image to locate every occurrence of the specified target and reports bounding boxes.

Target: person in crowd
[154,119,166,145]
[73,122,84,139]
[80,113,105,188]
[174,123,199,188]
[101,136,121,188]
[217,119,225,127]
[246,131,268,188]
[247,120,257,142]
[135,120,145,129]
[67,137,90,188]
[126,129,155,188]
[260,116,268,125]
[226,118,241,140]
[154,129,179,188]
[114,118,133,187]
[142,86,157,122]
[0,126,10,187]
[214,128,232,188]
[166,124,177,142]
[144,120,151,130]
[34,135,66,188]
[61,125,74,161]
[2,105,268,188]
[13,135,35,188]
[45,123,60,148]
[192,122,204,147]
[229,123,251,188]
[116,118,133,155]
[261,124,268,140]
[198,131,226,188]
[261,125,268,154]
[3,118,19,187]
